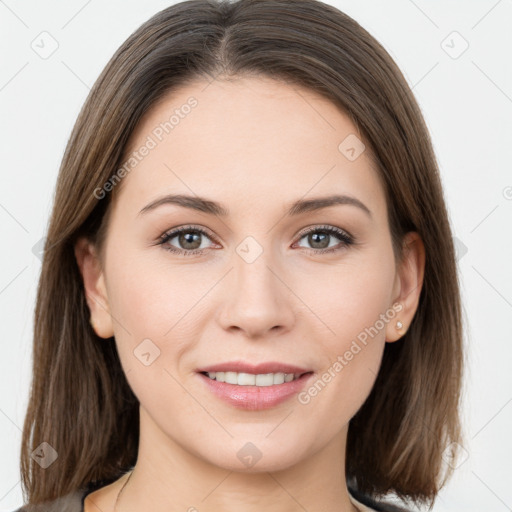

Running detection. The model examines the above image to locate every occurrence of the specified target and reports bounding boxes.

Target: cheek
[105,244,203,339]
[298,244,396,348]
[292,247,395,419]
[104,252,201,413]
[102,244,191,380]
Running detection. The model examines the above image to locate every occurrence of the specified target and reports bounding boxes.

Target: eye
[294,225,354,254]
[157,224,355,257]
[157,225,218,257]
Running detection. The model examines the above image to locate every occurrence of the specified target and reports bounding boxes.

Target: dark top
[14,481,412,511]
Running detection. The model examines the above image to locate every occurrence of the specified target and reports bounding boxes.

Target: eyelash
[157,224,355,257]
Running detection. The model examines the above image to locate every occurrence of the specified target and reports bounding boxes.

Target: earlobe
[74,236,115,339]
[385,232,425,343]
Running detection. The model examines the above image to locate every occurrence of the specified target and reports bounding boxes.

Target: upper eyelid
[160,224,216,238]
[299,224,350,236]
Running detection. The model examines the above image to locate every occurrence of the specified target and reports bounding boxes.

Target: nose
[217,243,296,339]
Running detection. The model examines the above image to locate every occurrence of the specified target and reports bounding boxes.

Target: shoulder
[12,481,100,512]
[12,490,84,511]
[349,486,414,512]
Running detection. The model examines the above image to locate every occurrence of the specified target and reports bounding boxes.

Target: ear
[74,236,114,339]
[385,231,425,342]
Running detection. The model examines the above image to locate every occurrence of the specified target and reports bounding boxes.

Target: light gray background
[1,1,511,510]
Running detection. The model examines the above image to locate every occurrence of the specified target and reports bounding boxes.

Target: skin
[75,75,425,512]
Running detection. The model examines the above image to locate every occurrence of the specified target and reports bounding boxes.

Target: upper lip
[196,361,312,375]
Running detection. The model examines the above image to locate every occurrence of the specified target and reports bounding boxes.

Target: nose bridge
[233,234,281,303]
[218,234,295,336]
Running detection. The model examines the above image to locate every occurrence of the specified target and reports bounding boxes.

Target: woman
[17,0,464,511]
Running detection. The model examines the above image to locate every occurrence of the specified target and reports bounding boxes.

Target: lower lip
[197,372,314,410]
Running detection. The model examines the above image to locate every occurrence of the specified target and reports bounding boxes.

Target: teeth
[206,371,300,386]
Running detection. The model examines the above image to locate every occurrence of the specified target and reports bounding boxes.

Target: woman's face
[78,75,421,473]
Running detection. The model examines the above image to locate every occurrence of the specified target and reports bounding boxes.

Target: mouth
[198,370,312,386]
[196,365,315,410]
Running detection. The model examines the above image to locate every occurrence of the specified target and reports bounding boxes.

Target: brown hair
[20,0,465,509]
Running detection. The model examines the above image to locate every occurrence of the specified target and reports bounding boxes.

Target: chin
[195,436,307,473]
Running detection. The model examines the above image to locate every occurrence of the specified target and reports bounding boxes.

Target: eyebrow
[138,193,371,218]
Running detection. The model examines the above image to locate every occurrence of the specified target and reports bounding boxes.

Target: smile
[201,371,305,386]
[197,371,315,410]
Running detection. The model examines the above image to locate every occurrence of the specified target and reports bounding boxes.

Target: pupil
[180,231,201,249]
[310,232,329,249]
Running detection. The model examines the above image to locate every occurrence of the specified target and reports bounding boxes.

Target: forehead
[113,75,385,218]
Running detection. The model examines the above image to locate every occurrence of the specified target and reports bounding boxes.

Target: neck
[116,406,358,512]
